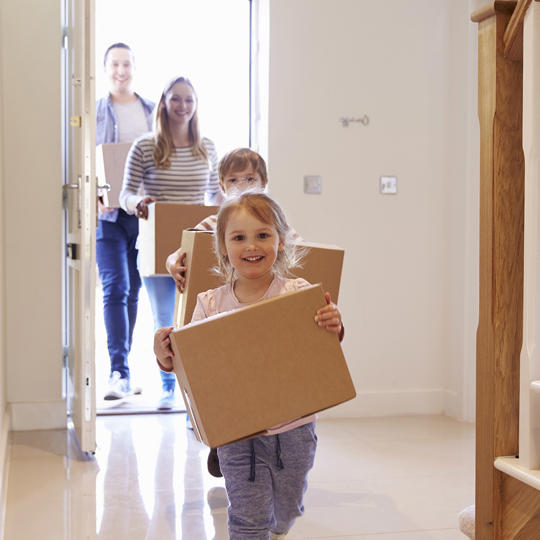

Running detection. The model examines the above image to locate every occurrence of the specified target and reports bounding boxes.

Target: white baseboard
[0,411,11,540]
[443,388,463,420]
[9,401,65,431]
[319,388,463,419]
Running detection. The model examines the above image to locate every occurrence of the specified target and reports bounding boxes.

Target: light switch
[380,176,397,194]
[304,175,322,194]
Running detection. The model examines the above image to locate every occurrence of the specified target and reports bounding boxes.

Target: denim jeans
[142,275,177,392]
[96,209,141,380]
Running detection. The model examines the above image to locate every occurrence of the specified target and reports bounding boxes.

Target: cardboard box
[96,142,132,207]
[291,240,344,302]
[169,284,356,447]
[175,230,224,326]
[175,230,344,326]
[138,203,219,276]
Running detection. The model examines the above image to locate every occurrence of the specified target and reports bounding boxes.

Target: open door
[62,0,96,454]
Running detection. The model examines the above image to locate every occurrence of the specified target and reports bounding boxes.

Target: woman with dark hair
[120,76,222,411]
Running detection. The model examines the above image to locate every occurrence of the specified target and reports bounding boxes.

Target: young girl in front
[154,191,344,540]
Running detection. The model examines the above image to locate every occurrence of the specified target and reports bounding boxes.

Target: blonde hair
[214,191,303,282]
[152,76,208,169]
[218,148,268,187]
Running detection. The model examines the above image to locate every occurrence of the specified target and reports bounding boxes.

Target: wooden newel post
[472,2,524,539]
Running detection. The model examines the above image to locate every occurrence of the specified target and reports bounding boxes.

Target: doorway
[94,0,252,413]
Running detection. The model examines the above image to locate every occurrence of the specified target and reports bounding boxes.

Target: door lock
[66,243,79,260]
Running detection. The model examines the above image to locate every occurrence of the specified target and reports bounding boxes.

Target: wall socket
[304,175,322,194]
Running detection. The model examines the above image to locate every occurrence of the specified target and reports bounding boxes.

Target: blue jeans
[142,275,177,392]
[96,210,141,380]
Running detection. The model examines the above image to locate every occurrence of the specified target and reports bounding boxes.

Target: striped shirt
[120,134,220,214]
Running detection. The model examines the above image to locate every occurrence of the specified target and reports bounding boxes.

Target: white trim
[443,388,463,420]
[9,401,65,431]
[250,0,269,161]
[0,411,11,540]
[519,2,540,470]
[318,388,452,418]
[462,0,480,425]
[495,456,540,492]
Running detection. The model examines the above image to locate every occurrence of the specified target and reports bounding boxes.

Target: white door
[62,0,96,454]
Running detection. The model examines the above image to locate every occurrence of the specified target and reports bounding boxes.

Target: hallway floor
[4,414,474,539]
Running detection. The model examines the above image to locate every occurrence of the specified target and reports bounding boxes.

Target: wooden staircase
[472,1,540,538]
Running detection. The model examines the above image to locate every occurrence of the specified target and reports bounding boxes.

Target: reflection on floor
[4,414,474,540]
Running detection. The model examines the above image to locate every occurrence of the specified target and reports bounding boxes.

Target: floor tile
[4,415,475,540]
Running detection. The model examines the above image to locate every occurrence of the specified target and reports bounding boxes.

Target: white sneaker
[270,533,288,539]
[104,371,130,400]
[157,389,175,410]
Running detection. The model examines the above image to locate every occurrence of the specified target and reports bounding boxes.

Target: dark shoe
[207,447,222,477]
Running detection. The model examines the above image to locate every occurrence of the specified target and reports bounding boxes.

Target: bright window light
[95,0,250,155]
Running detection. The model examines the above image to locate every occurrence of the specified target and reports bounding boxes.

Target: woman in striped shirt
[120,76,223,411]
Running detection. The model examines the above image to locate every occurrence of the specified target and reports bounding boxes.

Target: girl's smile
[223,208,282,284]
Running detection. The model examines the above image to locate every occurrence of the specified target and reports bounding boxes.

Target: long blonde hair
[214,191,303,283]
[152,76,208,169]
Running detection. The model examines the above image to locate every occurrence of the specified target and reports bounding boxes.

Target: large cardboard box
[96,142,132,207]
[169,284,356,447]
[175,230,345,326]
[138,203,219,276]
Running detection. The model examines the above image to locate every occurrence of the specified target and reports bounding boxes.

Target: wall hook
[339,115,369,127]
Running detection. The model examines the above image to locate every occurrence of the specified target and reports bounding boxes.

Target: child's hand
[154,326,174,371]
[314,292,343,337]
[166,249,188,292]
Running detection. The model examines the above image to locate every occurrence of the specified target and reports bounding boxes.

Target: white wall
[0,0,7,419]
[0,0,11,518]
[267,0,478,420]
[1,0,64,430]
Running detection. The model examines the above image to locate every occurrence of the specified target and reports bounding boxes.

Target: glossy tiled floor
[4,415,474,539]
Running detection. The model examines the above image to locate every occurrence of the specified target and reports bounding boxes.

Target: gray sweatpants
[217,422,317,540]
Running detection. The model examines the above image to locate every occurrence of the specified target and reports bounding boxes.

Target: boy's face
[220,166,265,196]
